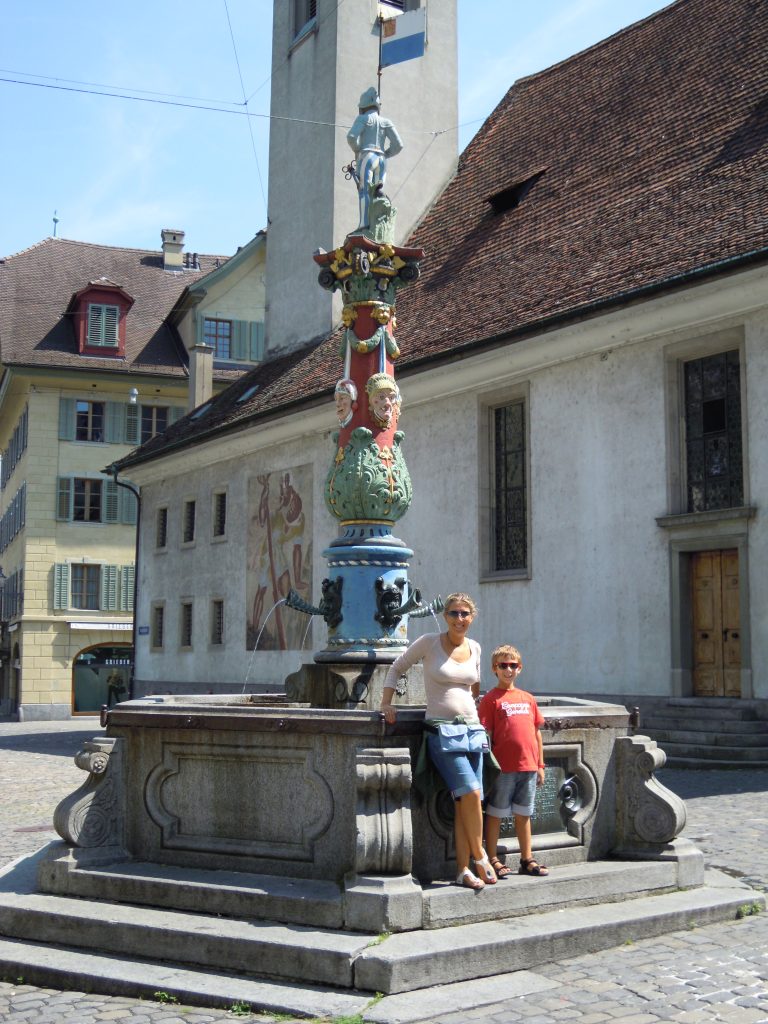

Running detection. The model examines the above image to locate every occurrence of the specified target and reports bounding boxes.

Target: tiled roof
[117,0,768,468]
[0,237,229,378]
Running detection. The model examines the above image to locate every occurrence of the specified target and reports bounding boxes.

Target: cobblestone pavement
[0,720,767,1023]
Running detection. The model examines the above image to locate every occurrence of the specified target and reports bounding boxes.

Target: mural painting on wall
[246,466,313,651]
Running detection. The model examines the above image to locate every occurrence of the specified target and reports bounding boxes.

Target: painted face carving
[334,379,357,427]
[365,373,401,430]
[370,387,397,426]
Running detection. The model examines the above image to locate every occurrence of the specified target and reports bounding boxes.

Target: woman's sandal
[473,855,498,884]
[490,857,514,879]
[519,857,549,876]
[456,867,485,891]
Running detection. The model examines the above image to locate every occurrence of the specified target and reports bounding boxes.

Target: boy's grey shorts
[485,770,537,818]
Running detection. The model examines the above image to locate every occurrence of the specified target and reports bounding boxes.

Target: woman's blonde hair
[444,592,478,616]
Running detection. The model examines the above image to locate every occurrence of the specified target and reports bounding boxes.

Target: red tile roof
[0,237,230,378]
[117,0,768,469]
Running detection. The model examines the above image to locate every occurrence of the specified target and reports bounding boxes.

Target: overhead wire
[222,0,268,214]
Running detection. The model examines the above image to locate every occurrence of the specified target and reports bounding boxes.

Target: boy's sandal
[456,867,485,891]
[519,858,549,876]
[490,857,513,879]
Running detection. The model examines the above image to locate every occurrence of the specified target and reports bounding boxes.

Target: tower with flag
[265,0,458,357]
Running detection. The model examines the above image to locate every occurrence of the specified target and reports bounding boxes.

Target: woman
[380,593,496,891]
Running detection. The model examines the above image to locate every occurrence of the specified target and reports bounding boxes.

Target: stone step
[355,871,763,994]
[642,716,767,735]
[644,727,768,748]
[656,742,768,763]
[0,852,761,997]
[660,701,762,720]
[0,889,371,988]
[39,851,688,933]
[0,936,370,1020]
[664,755,768,769]
[421,858,682,929]
[38,852,345,929]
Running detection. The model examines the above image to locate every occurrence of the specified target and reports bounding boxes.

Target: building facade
[117,0,768,708]
[0,231,266,719]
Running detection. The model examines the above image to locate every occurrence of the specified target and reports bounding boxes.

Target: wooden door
[691,549,741,697]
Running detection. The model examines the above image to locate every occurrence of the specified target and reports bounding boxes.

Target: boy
[478,645,549,877]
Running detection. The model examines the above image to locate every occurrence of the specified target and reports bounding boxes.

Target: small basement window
[487,169,546,215]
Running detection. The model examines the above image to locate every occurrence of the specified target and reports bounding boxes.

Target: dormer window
[87,304,120,348]
[69,279,134,358]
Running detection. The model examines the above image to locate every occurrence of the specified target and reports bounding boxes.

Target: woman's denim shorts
[426,732,484,799]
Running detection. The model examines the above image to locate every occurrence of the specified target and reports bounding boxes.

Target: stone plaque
[499,758,569,839]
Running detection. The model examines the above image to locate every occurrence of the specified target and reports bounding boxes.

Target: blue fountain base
[315,523,414,664]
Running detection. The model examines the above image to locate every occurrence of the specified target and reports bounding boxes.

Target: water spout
[242,598,287,694]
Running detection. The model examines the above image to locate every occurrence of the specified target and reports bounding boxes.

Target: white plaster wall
[743,311,768,699]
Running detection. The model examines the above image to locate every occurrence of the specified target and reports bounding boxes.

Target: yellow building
[0,230,266,719]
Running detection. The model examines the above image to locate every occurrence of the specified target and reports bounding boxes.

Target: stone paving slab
[1,721,767,1023]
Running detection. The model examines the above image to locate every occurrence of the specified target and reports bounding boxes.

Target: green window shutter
[53,564,70,610]
[101,565,119,611]
[103,480,119,523]
[87,304,104,345]
[58,398,76,440]
[120,482,138,525]
[249,321,265,362]
[120,564,135,612]
[168,406,184,425]
[196,313,206,346]
[125,403,140,445]
[105,402,123,443]
[232,321,248,361]
[56,477,73,521]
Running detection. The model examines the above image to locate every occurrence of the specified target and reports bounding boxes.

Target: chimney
[161,228,185,271]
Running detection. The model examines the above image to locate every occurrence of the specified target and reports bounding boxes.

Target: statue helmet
[358,86,381,112]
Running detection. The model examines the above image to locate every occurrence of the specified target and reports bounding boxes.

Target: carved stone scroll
[354,747,413,875]
[53,738,124,848]
[615,735,686,848]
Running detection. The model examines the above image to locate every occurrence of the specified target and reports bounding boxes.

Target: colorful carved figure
[334,378,358,427]
[347,87,403,232]
[366,372,401,430]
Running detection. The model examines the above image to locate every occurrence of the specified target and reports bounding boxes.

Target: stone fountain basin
[81,694,633,884]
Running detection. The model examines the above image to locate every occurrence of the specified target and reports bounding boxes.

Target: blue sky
[0,0,671,258]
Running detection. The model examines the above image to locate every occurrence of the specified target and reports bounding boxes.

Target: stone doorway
[691,549,741,697]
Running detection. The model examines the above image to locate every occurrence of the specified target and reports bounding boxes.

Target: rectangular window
[684,350,743,513]
[87,304,120,347]
[213,491,227,538]
[182,500,196,543]
[211,599,224,645]
[71,564,101,610]
[75,400,105,442]
[488,398,529,575]
[203,318,232,360]
[151,604,165,649]
[156,507,168,549]
[180,601,193,648]
[73,479,103,523]
[141,405,169,444]
[294,0,317,34]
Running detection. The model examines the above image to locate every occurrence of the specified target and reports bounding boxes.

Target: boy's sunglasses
[496,661,519,670]
[446,610,472,619]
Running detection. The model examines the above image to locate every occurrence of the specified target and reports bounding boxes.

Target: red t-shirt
[478,686,544,772]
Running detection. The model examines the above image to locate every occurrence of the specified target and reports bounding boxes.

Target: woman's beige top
[384,632,480,721]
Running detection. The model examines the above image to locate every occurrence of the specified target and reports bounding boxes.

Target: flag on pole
[380,8,427,68]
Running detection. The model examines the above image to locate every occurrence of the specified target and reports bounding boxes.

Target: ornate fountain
[28,90,706,990]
